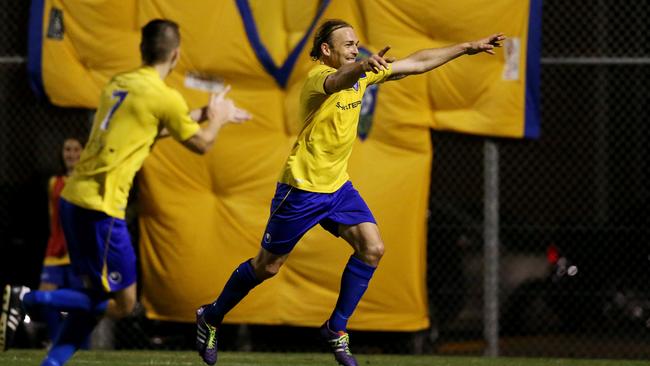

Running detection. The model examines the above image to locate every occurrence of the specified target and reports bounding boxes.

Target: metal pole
[483,139,500,357]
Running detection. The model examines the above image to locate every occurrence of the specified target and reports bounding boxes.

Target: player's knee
[113,304,134,319]
[359,240,384,266]
[370,240,385,262]
[112,297,136,319]
[257,263,282,280]
[252,251,287,281]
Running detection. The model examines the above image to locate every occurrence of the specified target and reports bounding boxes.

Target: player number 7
[99,90,128,130]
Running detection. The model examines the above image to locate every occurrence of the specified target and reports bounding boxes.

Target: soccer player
[0,19,250,365]
[195,19,504,366]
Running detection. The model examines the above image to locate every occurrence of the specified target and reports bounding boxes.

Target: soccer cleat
[320,321,358,366]
[196,305,218,365]
[1,285,29,351]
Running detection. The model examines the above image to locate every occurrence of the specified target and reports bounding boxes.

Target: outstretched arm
[181,86,251,154]
[389,33,505,80]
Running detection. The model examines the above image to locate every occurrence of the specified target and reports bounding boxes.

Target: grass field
[1,350,648,366]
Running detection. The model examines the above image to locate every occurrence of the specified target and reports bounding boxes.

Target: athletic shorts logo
[108,271,122,284]
[264,233,272,243]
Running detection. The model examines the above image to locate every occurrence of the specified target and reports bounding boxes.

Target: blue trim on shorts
[261,181,376,255]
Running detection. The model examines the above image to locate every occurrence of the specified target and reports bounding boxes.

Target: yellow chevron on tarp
[28,0,540,331]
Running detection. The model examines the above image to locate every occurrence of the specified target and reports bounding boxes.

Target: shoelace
[205,323,217,349]
[329,332,352,355]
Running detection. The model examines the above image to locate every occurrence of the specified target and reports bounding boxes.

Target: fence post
[483,139,500,357]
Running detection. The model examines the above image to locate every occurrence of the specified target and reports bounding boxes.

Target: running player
[0,19,250,365]
[195,19,504,366]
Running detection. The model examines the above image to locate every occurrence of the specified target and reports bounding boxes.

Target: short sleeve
[159,89,200,141]
[363,64,393,85]
[304,65,337,95]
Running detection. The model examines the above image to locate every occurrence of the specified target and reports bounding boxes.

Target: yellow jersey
[280,64,392,192]
[61,66,200,218]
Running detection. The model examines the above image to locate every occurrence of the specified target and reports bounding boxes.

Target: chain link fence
[428,0,650,359]
[1,0,649,359]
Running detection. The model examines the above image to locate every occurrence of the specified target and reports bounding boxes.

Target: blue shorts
[261,181,376,255]
[59,198,136,293]
[40,264,85,289]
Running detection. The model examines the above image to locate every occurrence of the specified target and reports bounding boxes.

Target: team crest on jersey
[357,47,379,141]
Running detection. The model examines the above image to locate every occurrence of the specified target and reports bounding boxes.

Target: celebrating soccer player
[195,19,504,366]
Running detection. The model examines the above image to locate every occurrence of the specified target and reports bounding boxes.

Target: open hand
[208,85,252,125]
[230,106,252,123]
[467,33,506,55]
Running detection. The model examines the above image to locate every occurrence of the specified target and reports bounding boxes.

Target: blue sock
[41,307,63,343]
[203,259,261,326]
[42,310,98,366]
[24,289,108,317]
[328,256,377,332]
[52,313,92,350]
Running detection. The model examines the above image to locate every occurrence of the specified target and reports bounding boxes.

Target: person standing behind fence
[37,137,86,345]
[0,18,251,365]
[195,19,504,366]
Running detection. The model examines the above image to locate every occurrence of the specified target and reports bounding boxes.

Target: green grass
[0,350,647,366]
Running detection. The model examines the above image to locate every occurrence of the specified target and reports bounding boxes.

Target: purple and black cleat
[320,321,358,366]
[196,305,218,365]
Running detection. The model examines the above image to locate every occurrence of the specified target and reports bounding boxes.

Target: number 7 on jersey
[99,90,128,130]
